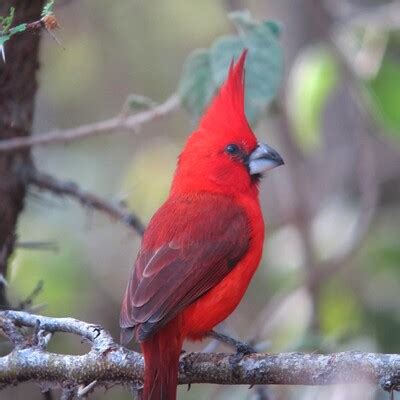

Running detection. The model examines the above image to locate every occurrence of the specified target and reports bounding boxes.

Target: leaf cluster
[178,9,283,126]
[0,1,56,61]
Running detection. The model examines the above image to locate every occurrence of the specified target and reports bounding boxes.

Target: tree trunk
[0,0,44,306]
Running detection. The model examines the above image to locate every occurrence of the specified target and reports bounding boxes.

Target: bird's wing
[120,195,250,342]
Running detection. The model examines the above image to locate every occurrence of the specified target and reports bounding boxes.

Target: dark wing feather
[120,194,250,342]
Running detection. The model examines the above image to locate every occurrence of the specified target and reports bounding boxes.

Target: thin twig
[27,169,145,236]
[0,94,180,153]
[77,380,97,398]
[18,280,44,311]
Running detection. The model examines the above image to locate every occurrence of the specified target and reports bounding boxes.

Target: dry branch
[0,311,399,394]
[27,169,145,235]
[0,94,180,153]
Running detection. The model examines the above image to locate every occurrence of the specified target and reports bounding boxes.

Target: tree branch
[27,169,145,236]
[0,94,180,153]
[0,311,399,394]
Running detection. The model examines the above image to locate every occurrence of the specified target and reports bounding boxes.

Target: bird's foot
[206,330,256,363]
[229,341,255,365]
[235,341,256,356]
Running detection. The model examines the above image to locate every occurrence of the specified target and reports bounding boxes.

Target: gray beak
[248,143,284,175]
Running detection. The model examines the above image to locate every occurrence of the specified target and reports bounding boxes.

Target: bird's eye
[225,144,239,155]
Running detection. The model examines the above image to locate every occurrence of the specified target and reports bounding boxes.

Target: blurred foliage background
[2,0,400,399]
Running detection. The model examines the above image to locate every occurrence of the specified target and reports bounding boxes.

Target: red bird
[120,50,284,400]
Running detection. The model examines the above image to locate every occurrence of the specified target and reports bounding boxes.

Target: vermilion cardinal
[120,50,284,400]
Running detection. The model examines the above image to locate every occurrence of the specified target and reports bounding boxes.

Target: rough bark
[0,0,44,306]
[0,311,399,394]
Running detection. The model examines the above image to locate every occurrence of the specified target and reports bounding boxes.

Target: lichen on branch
[0,311,399,395]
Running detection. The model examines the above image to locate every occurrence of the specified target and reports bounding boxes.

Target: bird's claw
[235,342,256,356]
[206,330,256,365]
[229,342,256,365]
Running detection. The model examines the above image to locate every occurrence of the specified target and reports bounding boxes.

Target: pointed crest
[198,49,254,144]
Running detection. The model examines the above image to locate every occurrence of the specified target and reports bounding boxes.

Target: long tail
[141,320,183,400]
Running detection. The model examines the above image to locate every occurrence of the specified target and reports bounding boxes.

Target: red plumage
[120,49,283,400]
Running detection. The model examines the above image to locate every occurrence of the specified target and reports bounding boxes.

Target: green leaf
[0,24,26,45]
[209,35,242,85]
[0,23,27,62]
[178,48,216,119]
[211,18,283,124]
[9,23,27,36]
[0,7,15,33]
[0,35,10,46]
[367,58,400,137]
[178,9,283,125]
[288,46,339,151]
[42,0,55,17]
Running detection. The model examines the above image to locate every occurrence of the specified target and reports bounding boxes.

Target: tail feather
[141,319,183,400]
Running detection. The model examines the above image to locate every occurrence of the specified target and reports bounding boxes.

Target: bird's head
[172,49,284,196]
